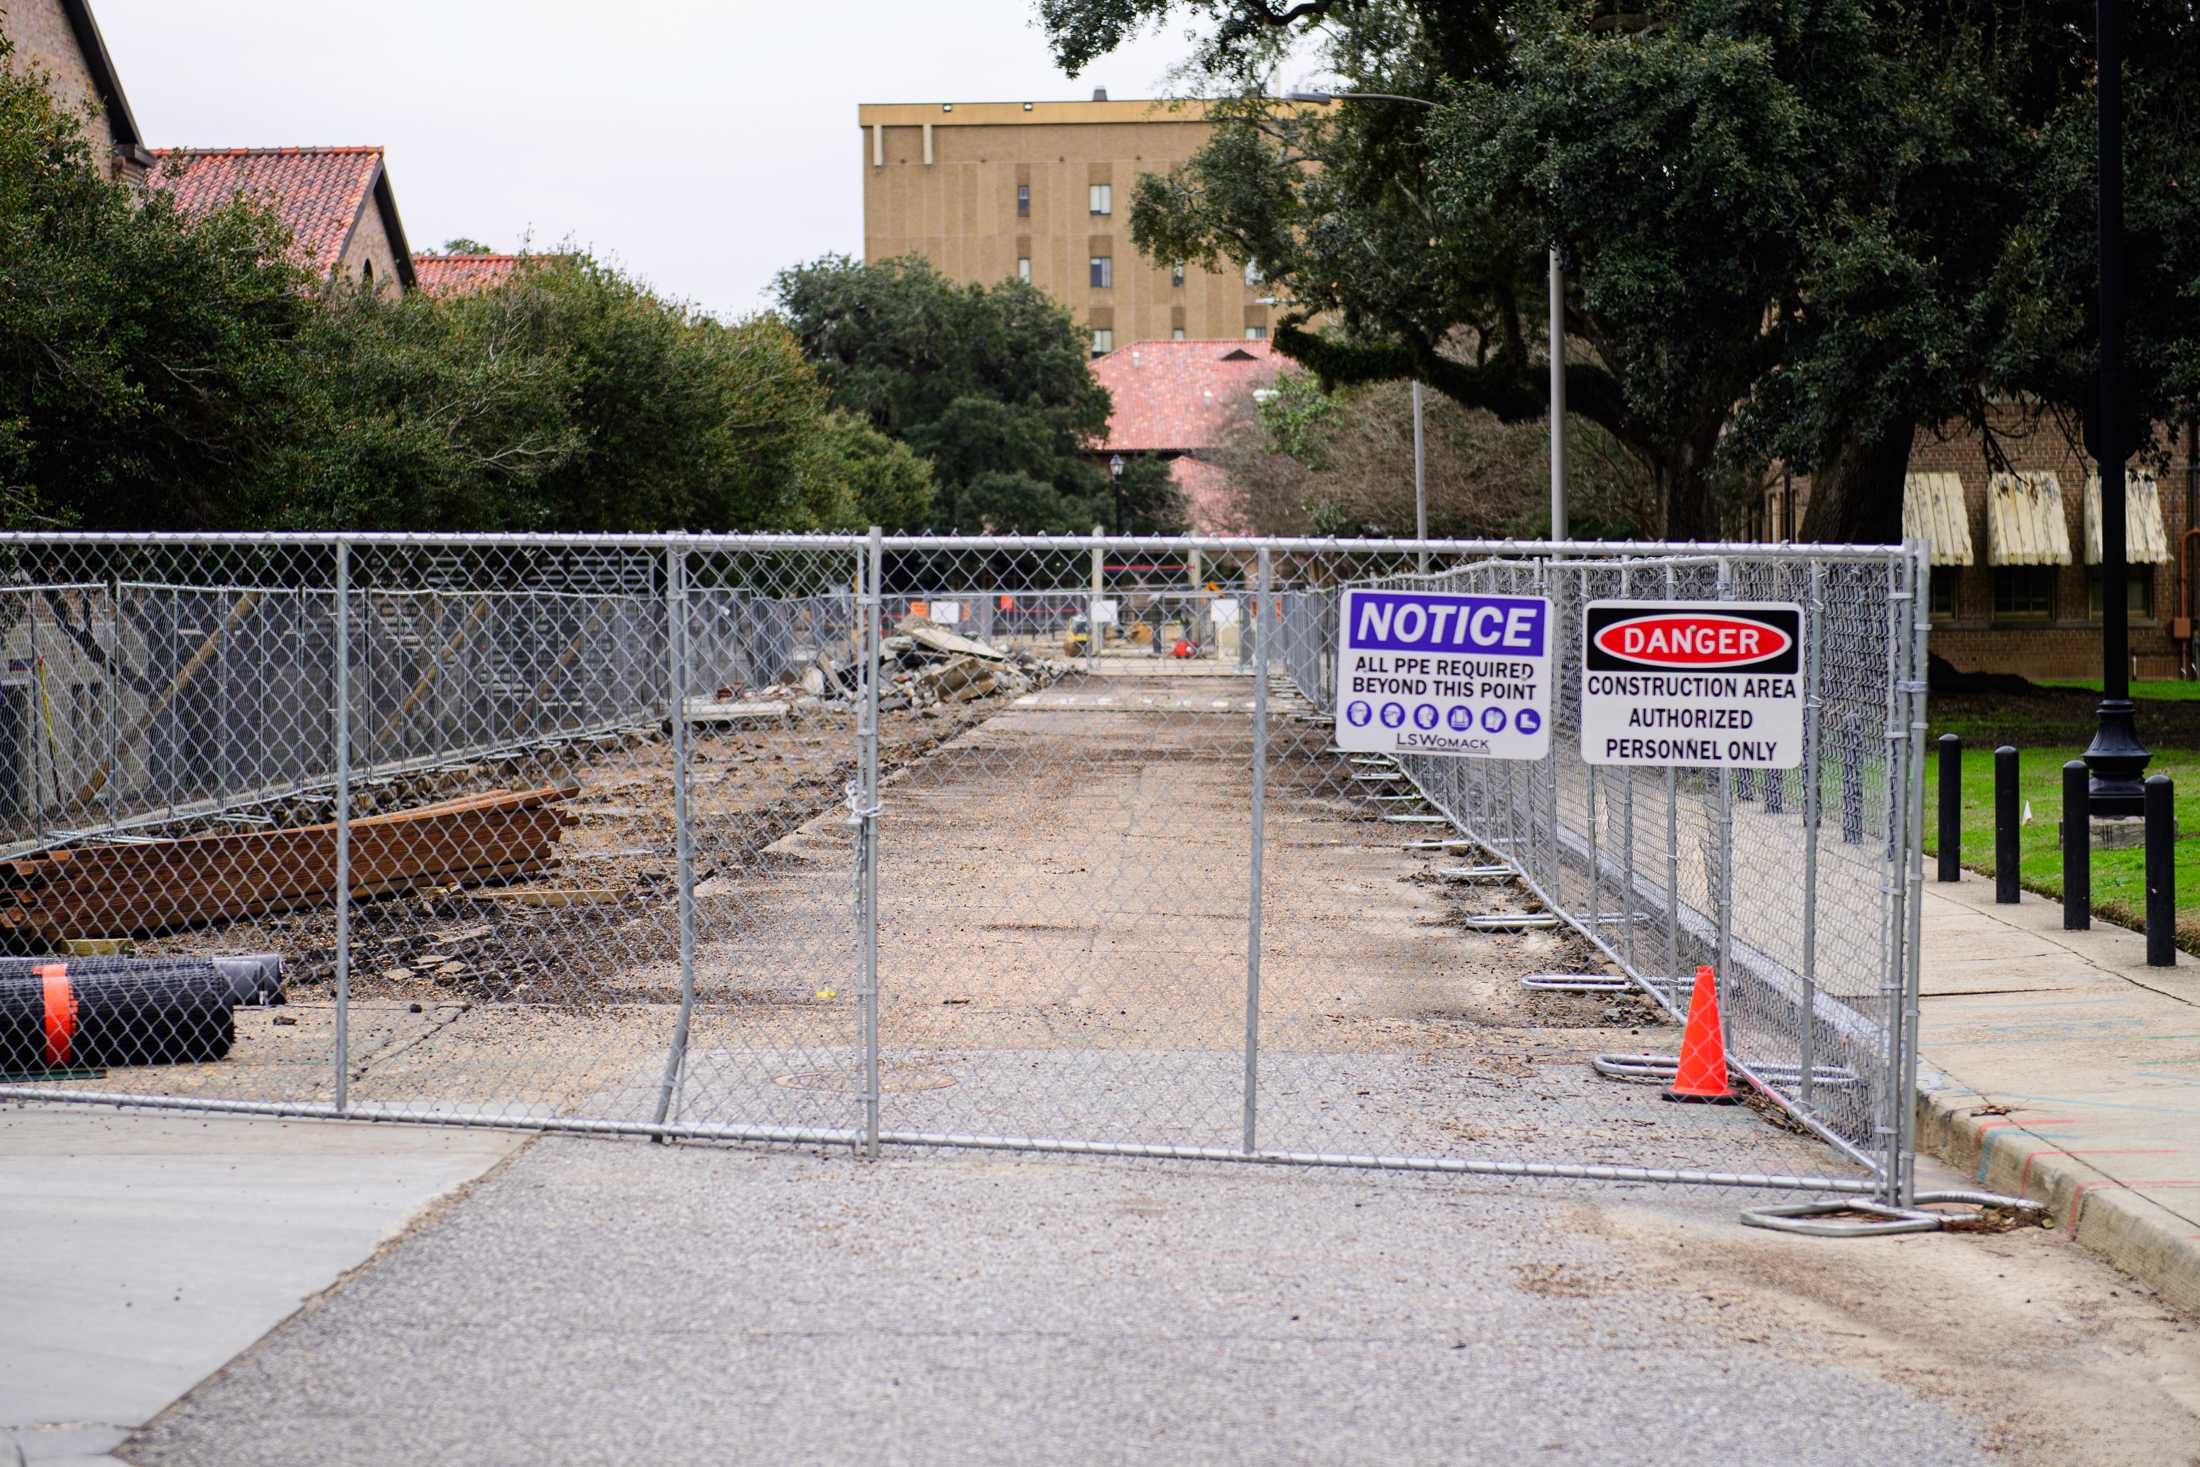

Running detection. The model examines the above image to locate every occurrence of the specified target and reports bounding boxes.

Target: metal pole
[1663,563,1680,986]
[861,531,884,1154]
[2085,0,2151,813]
[1412,380,1428,573]
[1937,735,1963,881]
[2144,775,2176,966]
[653,544,699,1132]
[2063,760,2092,929]
[1549,250,1568,540]
[1714,561,1733,1025]
[1994,747,2020,903]
[1244,547,1272,1154]
[1897,547,1932,1204]
[332,542,351,1116]
[1089,527,1102,677]
[1799,561,1824,1109]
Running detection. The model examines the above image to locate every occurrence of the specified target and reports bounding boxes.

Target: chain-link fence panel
[0,531,1937,1212]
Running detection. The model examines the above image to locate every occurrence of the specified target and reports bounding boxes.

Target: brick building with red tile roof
[412,253,525,298]
[150,146,416,297]
[1089,338,1284,533]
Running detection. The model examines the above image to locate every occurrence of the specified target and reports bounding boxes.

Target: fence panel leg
[653,545,698,1131]
[1243,547,1272,1154]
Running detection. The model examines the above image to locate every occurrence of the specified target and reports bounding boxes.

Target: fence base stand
[1440,866,1514,882]
[1405,838,1472,852]
[1462,913,1557,931]
[1522,974,1631,993]
[1384,814,1448,825]
[1741,1190,2048,1238]
[1590,1052,1859,1089]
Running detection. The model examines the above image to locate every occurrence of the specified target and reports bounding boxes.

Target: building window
[1171,261,1186,288]
[1090,328,1114,356]
[1928,568,1958,620]
[362,258,374,286]
[1089,183,1112,215]
[1090,256,1112,289]
[1244,325,1268,340]
[1171,328,1186,341]
[2087,567,2155,620]
[1017,184,1030,217]
[1244,259,1263,286]
[1992,567,2055,620]
[1017,257,1031,282]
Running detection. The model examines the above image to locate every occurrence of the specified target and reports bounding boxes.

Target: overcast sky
[96,0,1207,319]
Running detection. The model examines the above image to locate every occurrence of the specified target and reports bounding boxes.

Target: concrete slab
[1916,871,2200,1313]
[0,1105,520,1463]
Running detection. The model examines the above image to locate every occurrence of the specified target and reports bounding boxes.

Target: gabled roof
[1089,338,1283,453]
[412,253,525,297]
[56,0,148,160]
[149,146,416,289]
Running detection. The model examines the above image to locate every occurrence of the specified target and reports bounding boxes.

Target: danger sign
[1334,588,1552,760]
[1580,601,1804,769]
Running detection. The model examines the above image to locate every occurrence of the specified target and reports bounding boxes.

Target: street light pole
[2084,0,2152,814]
[1549,249,1568,539]
[1411,379,1427,569]
[1290,89,1570,543]
[1108,453,1125,536]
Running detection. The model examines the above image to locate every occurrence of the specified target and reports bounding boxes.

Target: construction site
[0,532,1968,1232]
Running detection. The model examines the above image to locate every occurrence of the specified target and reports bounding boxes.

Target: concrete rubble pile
[697,617,1057,725]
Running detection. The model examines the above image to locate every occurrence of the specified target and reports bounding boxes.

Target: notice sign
[1335,589,1552,760]
[1580,601,1804,768]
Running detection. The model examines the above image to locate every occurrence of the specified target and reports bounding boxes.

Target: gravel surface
[123,1138,1994,1467]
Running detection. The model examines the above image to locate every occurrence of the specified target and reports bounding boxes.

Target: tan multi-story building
[859,94,1275,353]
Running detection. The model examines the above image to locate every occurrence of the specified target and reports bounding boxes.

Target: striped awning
[2082,471,2172,565]
[1986,471,2073,566]
[1901,473,1974,565]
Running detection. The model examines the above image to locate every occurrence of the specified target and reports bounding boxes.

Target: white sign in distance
[1334,589,1552,760]
[1209,597,1240,625]
[1580,600,1804,768]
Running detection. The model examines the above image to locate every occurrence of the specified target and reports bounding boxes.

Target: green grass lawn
[2036,677,2200,702]
[1922,740,2198,956]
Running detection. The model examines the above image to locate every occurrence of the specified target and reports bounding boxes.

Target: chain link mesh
[0,533,1927,1202]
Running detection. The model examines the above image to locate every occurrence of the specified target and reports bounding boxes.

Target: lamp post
[1108,453,1125,536]
[2083,0,2152,814]
[1289,87,1568,540]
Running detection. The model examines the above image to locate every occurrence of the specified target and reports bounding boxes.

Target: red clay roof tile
[149,147,385,278]
[1089,338,1283,453]
[412,254,523,297]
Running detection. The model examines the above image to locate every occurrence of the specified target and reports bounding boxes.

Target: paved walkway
[0,1106,517,1465]
[1915,872,2200,1311]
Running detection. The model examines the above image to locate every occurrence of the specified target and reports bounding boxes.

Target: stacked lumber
[0,788,578,940]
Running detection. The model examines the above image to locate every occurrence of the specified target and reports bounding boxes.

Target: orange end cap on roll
[37,961,74,1068]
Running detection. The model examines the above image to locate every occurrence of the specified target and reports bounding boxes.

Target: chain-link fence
[0,532,1935,1211]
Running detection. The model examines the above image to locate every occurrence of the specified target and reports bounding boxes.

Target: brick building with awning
[1770,418,2192,681]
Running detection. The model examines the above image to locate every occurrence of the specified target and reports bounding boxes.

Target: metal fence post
[652,543,698,1132]
[332,541,351,1115]
[1243,546,1272,1155]
[1662,563,1680,987]
[1897,546,1933,1205]
[1799,561,1824,1109]
[861,530,884,1156]
[1714,560,1734,1027]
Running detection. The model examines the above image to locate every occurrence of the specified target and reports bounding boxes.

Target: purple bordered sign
[1334,589,1552,760]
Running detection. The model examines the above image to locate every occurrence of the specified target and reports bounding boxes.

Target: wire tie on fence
[842,780,881,827]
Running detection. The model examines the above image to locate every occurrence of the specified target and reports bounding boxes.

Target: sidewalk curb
[1917,1083,2200,1315]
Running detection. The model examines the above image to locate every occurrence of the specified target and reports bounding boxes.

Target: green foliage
[0,49,878,536]
[0,46,316,528]
[1041,0,2200,541]
[774,254,1182,533]
[439,238,494,255]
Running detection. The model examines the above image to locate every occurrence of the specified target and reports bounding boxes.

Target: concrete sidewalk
[1914,871,2200,1312]
[0,1105,519,1465]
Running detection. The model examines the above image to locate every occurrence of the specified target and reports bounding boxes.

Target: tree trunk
[1801,421,1915,545]
[1659,424,1727,540]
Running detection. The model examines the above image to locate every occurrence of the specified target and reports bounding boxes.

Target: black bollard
[2146,775,2177,967]
[1994,745,2019,904]
[1937,734,1962,882]
[2062,760,2090,930]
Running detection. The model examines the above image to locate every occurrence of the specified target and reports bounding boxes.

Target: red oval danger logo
[1591,614,1793,669]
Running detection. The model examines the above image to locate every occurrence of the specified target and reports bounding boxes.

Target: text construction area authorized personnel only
[1335,589,1552,759]
[1580,600,1804,768]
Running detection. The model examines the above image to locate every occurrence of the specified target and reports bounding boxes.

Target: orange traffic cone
[1663,964,1741,1105]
